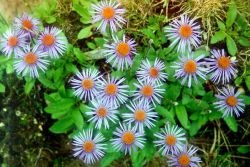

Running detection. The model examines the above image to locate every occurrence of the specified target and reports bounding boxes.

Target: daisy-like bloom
[13,13,40,36]
[14,45,49,78]
[72,129,106,164]
[154,124,186,155]
[122,101,158,133]
[136,58,167,84]
[214,86,245,117]
[97,75,129,107]
[133,80,164,106]
[167,145,202,167]
[70,68,102,101]
[165,14,201,53]
[37,27,68,59]
[91,0,126,33]
[86,99,118,129]
[206,49,237,84]
[172,53,206,88]
[111,123,145,155]
[103,35,136,71]
[0,29,27,58]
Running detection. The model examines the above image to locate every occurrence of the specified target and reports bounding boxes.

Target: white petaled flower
[14,45,49,78]
[167,145,202,167]
[111,123,145,155]
[172,53,206,88]
[154,124,186,155]
[122,101,158,133]
[214,86,245,117]
[91,0,126,33]
[97,75,129,107]
[206,49,237,84]
[136,58,167,84]
[165,14,201,53]
[103,35,137,71]
[0,29,27,58]
[86,99,119,129]
[72,129,106,164]
[70,68,102,101]
[37,26,68,59]
[13,13,40,36]
[133,80,165,106]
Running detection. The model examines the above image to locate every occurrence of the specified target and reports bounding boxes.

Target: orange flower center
[24,53,38,64]
[178,154,190,166]
[102,6,115,20]
[97,107,108,118]
[149,67,159,78]
[81,78,94,90]
[226,96,237,107]
[165,135,176,146]
[116,42,130,57]
[105,83,118,96]
[42,34,55,46]
[141,85,154,97]
[218,56,230,69]
[82,141,95,153]
[184,60,197,74]
[22,19,33,30]
[179,25,193,38]
[8,36,18,47]
[122,131,135,145]
[134,109,146,121]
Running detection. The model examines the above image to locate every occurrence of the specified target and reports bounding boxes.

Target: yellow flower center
[116,42,130,57]
[226,96,237,107]
[179,25,193,38]
[165,135,176,146]
[105,83,118,96]
[22,19,33,30]
[42,34,55,46]
[96,107,108,118]
[134,109,146,121]
[102,6,115,20]
[24,53,38,64]
[149,67,159,78]
[122,131,135,145]
[218,56,230,69]
[184,60,197,74]
[82,141,95,153]
[81,78,94,90]
[178,154,190,166]
[141,85,154,97]
[8,36,18,47]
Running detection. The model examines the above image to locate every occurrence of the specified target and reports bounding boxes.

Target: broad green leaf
[165,84,181,100]
[175,105,190,129]
[245,76,250,91]
[238,37,250,47]
[72,109,84,130]
[49,116,74,133]
[237,146,250,154]
[24,79,35,94]
[226,2,237,28]
[45,98,75,113]
[217,20,226,30]
[211,31,226,44]
[189,122,201,136]
[209,111,222,121]
[101,152,122,167]
[45,16,56,24]
[226,36,237,56]
[224,116,238,132]
[155,105,175,124]
[0,83,5,93]
[77,26,93,39]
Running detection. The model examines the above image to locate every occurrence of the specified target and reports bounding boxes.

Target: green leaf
[24,79,35,94]
[45,98,75,113]
[155,105,175,124]
[45,16,56,24]
[165,84,181,100]
[217,20,226,30]
[72,109,84,130]
[226,2,237,28]
[245,76,250,91]
[238,37,250,47]
[0,83,5,93]
[226,35,237,56]
[237,146,250,154]
[211,31,226,44]
[189,122,201,136]
[49,116,74,133]
[224,116,238,132]
[175,105,190,129]
[101,152,121,167]
[77,26,93,39]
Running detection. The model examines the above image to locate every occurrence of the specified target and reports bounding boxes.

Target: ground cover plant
[0,0,250,166]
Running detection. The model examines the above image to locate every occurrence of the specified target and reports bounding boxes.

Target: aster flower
[206,49,237,84]
[72,129,106,164]
[136,58,167,84]
[133,80,164,106]
[13,13,40,36]
[165,14,201,53]
[70,68,102,101]
[172,53,206,88]
[37,27,68,59]
[103,35,136,71]
[167,145,202,167]
[122,101,158,133]
[97,75,129,107]
[14,45,49,78]
[0,29,27,58]
[154,124,186,155]
[91,0,126,33]
[86,99,118,129]
[111,123,145,155]
[214,86,245,117]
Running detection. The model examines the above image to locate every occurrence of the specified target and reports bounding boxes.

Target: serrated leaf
[77,26,93,39]
[211,31,226,44]
[175,105,190,129]
[226,2,237,28]
[226,36,237,56]
[224,116,238,132]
